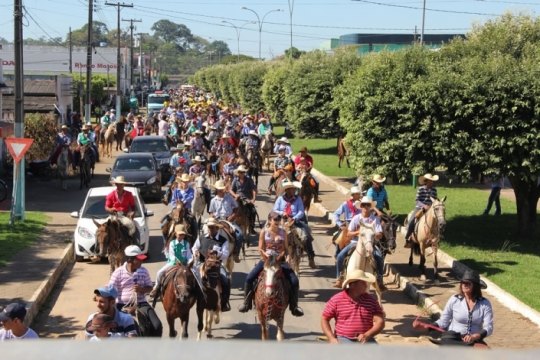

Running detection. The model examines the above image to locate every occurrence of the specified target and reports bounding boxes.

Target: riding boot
[267,176,275,194]
[289,287,304,317]
[377,277,388,292]
[404,220,415,248]
[238,283,254,313]
[221,276,231,312]
[314,182,322,203]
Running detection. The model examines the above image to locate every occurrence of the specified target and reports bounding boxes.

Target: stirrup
[290,306,304,317]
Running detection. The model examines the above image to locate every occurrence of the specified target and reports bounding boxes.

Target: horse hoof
[420,274,427,282]
[170,330,177,338]
[207,334,213,339]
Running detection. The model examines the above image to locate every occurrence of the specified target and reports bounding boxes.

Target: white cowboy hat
[194,130,203,135]
[82,124,91,130]
[419,173,439,185]
[206,217,222,228]
[222,134,230,139]
[213,180,227,190]
[174,224,187,235]
[342,269,376,289]
[111,176,129,185]
[177,173,191,182]
[172,144,184,151]
[354,196,375,208]
[277,137,289,144]
[61,124,68,130]
[183,142,191,147]
[350,186,361,194]
[236,164,249,173]
[193,155,204,163]
[281,179,298,190]
[248,130,258,137]
[372,174,386,183]
[277,146,287,152]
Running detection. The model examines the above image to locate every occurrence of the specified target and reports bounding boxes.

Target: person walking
[483,176,503,216]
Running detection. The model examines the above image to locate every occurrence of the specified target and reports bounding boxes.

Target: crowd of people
[1,87,494,346]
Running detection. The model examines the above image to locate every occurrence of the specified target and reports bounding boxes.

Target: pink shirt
[108,263,152,304]
[322,290,383,339]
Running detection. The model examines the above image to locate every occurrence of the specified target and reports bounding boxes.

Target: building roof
[1,79,57,112]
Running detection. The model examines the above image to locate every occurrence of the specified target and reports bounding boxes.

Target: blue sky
[1,0,539,59]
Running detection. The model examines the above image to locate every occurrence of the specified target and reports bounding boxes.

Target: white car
[70,186,154,261]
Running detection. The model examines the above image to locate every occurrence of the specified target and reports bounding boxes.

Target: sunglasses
[461,281,473,286]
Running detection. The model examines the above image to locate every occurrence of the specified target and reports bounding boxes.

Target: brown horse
[297,170,316,215]
[337,136,350,168]
[260,131,274,172]
[197,251,223,340]
[254,253,289,340]
[160,264,204,338]
[93,216,137,273]
[284,220,304,275]
[405,197,447,281]
[161,202,192,247]
[101,123,116,158]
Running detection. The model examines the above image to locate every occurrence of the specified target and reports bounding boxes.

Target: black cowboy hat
[461,269,487,289]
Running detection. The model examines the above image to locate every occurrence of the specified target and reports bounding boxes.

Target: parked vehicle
[126,135,172,185]
[107,153,162,201]
[70,186,154,262]
[146,92,170,114]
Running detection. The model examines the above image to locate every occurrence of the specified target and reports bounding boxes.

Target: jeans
[405,208,421,239]
[484,187,501,215]
[245,260,299,290]
[220,267,230,304]
[295,220,315,258]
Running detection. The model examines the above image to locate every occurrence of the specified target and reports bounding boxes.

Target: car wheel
[75,253,84,262]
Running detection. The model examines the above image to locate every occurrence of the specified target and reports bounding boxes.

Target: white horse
[57,146,70,190]
[345,222,383,304]
[192,173,207,227]
[101,123,116,158]
[260,131,274,172]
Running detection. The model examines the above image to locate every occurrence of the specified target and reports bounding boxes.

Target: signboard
[5,137,33,163]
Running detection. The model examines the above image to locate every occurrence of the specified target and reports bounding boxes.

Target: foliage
[23,113,58,162]
[284,47,305,59]
[262,62,290,124]
[232,62,269,113]
[151,20,194,51]
[0,212,49,267]
[69,21,109,46]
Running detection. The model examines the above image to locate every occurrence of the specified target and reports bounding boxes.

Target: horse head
[201,251,221,289]
[358,222,375,257]
[93,218,112,257]
[263,251,282,296]
[171,202,185,223]
[380,214,399,253]
[195,173,207,195]
[430,196,447,235]
[173,265,190,303]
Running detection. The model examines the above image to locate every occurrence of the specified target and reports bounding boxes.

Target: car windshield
[130,140,169,153]
[148,96,169,105]
[114,157,156,171]
[81,195,142,218]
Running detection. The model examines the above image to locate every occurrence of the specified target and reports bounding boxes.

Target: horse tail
[412,242,421,256]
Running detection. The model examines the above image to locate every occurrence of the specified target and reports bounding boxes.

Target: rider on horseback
[77,124,98,162]
[51,125,72,165]
[334,196,386,291]
[238,212,304,316]
[274,137,292,157]
[192,218,231,312]
[404,173,439,248]
[332,186,362,256]
[294,147,321,203]
[230,165,258,234]
[366,175,391,217]
[272,179,316,269]
[268,146,292,194]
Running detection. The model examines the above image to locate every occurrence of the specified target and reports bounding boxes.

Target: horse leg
[419,253,427,281]
[196,301,204,341]
[180,313,189,339]
[346,157,351,168]
[260,318,268,340]
[167,314,177,338]
[433,246,439,283]
[276,318,285,341]
[408,247,414,266]
[338,156,342,168]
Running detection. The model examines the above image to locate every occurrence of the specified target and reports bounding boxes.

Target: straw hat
[177,173,191,183]
[350,186,361,194]
[372,174,386,183]
[111,176,128,185]
[183,142,191,147]
[213,180,227,190]
[236,164,249,173]
[172,144,184,151]
[354,196,375,209]
[281,179,300,190]
[419,173,439,185]
[342,269,376,289]
[248,130,258,137]
[206,217,222,228]
[61,124,68,130]
[222,134,230,139]
[193,155,204,163]
[82,124,91,130]
[277,137,289,144]
[174,224,187,235]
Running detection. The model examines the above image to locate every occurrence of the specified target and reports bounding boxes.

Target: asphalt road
[32,150,430,345]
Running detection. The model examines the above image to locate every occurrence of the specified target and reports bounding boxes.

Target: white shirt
[0,327,39,340]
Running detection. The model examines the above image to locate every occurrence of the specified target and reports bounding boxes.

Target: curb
[311,166,540,328]
[25,243,74,327]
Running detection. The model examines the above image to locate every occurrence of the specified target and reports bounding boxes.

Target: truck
[146,91,170,115]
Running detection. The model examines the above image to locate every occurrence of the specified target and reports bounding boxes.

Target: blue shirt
[435,295,494,337]
[209,194,238,219]
[170,186,194,209]
[367,186,388,210]
[333,199,361,227]
[273,195,305,222]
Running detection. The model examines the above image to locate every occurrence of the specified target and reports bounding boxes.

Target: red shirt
[105,190,136,213]
[322,290,384,339]
[294,153,313,169]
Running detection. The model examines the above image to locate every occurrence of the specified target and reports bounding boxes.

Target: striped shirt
[108,263,153,305]
[415,185,438,209]
[322,291,384,339]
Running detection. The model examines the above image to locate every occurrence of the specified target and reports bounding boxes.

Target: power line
[351,0,499,16]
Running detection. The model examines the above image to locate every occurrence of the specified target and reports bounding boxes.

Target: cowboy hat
[248,130,258,137]
[419,173,439,185]
[194,130,203,135]
[206,217,222,228]
[174,224,187,235]
[177,173,191,182]
[277,137,289,144]
[111,176,129,185]
[461,269,487,289]
[236,164,249,173]
[372,174,386,183]
[277,146,287,152]
[354,196,375,209]
[172,144,184,151]
[299,146,308,152]
[193,155,204,163]
[281,179,299,190]
[350,186,361,194]
[222,133,230,139]
[82,124,90,130]
[342,269,376,288]
[183,141,191,147]
[61,124,68,129]
[213,180,227,190]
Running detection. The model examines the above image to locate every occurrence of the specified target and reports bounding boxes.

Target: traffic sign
[5,137,33,163]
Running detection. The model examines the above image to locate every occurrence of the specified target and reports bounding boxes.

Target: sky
[1,0,540,59]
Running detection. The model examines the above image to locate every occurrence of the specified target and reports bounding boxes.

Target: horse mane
[115,216,136,236]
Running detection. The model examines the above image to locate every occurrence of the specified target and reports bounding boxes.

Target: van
[147,92,170,114]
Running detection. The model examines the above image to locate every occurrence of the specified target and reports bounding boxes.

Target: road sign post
[5,138,33,224]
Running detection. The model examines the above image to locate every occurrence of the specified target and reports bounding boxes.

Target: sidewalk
[312,170,540,349]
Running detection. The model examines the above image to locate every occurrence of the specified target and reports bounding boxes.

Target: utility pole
[420,0,426,45]
[85,0,93,125]
[69,27,73,73]
[106,2,133,116]
[12,0,25,223]
[122,18,141,89]
[136,33,147,85]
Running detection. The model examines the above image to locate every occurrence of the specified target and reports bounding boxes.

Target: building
[333,33,464,53]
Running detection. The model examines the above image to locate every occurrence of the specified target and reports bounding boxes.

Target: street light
[241,7,283,60]
[222,20,255,63]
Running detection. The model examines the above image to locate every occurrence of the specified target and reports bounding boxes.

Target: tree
[69,21,109,46]
[284,46,305,59]
[206,40,232,59]
[151,20,194,51]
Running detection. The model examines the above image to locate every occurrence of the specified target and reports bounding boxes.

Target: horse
[93,124,102,148]
[246,148,259,187]
[192,174,208,227]
[260,131,274,172]
[405,197,447,281]
[79,144,94,190]
[344,222,383,304]
[284,220,304,275]
[93,215,137,274]
[159,264,204,339]
[380,213,399,255]
[161,202,198,248]
[254,252,289,341]
[56,145,70,190]
[297,170,317,216]
[216,220,240,275]
[206,153,221,185]
[234,197,260,252]
[337,136,350,168]
[197,251,223,340]
[101,123,116,158]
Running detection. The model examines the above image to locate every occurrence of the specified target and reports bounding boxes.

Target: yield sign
[5,138,34,163]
